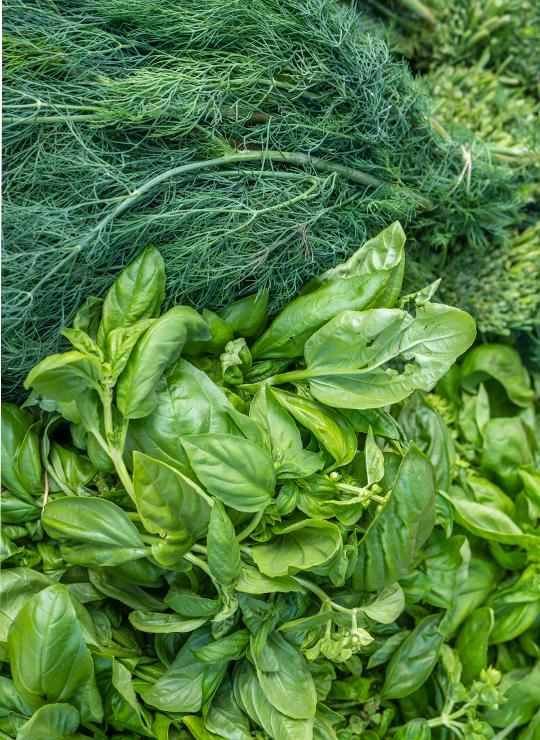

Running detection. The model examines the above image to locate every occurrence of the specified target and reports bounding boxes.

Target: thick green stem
[236,510,265,542]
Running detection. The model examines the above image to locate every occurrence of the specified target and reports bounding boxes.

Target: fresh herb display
[1,223,486,740]
[2,0,525,402]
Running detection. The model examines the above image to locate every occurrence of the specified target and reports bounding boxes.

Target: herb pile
[2,0,524,402]
[1,223,490,740]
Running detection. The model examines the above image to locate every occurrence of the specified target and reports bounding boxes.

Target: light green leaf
[8,584,102,721]
[181,434,275,512]
[207,502,242,586]
[252,273,385,360]
[193,629,250,664]
[236,568,304,595]
[252,519,342,577]
[128,358,235,473]
[133,452,211,540]
[270,388,356,468]
[97,245,165,345]
[116,306,210,419]
[461,344,535,408]
[234,658,313,740]
[353,444,436,592]
[24,352,103,404]
[205,674,252,740]
[15,704,81,740]
[358,583,405,624]
[129,611,208,633]
[365,427,384,486]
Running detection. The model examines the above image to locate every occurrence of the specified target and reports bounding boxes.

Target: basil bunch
[328,344,540,739]
[1,223,477,740]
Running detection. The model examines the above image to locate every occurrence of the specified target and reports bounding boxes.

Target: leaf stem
[236,509,265,542]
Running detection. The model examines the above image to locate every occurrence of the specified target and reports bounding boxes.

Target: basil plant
[1,222,476,740]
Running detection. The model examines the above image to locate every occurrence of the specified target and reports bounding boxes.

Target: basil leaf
[128,358,235,473]
[357,583,405,624]
[133,452,211,540]
[106,319,156,380]
[17,422,43,496]
[270,388,357,468]
[16,703,81,740]
[1,403,36,502]
[8,584,102,720]
[353,444,436,591]
[183,308,234,356]
[484,663,540,729]
[42,497,145,550]
[399,392,455,492]
[304,303,476,409]
[73,296,101,339]
[192,629,250,664]
[461,344,535,408]
[439,492,540,552]
[252,273,385,360]
[217,290,269,339]
[205,674,252,740]
[144,627,214,712]
[24,352,103,404]
[382,614,444,700]
[252,519,342,577]
[181,434,275,512]
[116,306,211,419]
[365,426,384,486]
[207,501,242,586]
[303,221,405,292]
[454,607,494,685]
[129,611,209,633]
[97,244,165,346]
[237,568,304,595]
[482,417,535,494]
[88,569,167,612]
[165,587,220,618]
[255,632,317,719]
[234,658,313,740]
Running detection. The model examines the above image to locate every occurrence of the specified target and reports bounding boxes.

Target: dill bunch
[2,0,524,401]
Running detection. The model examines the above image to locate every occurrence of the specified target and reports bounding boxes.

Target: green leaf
[48,443,96,493]
[24,352,103,404]
[133,452,211,540]
[8,584,102,721]
[399,392,455,492]
[144,628,214,712]
[250,385,304,452]
[270,388,357,468]
[454,607,494,685]
[365,427,384,486]
[165,587,220,618]
[484,663,540,729]
[485,564,540,645]
[303,303,476,409]
[482,417,534,494]
[255,631,317,719]
[423,533,471,610]
[225,406,272,457]
[73,296,101,339]
[205,674,252,740]
[357,584,405,624]
[15,704,81,740]
[236,568,304,595]
[279,612,333,634]
[353,444,436,591]
[181,434,275,512]
[252,273,385,360]
[106,319,156,380]
[1,403,38,502]
[382,614,444,700]
[234,658,313,740]
[0,568,54,642]
[207,502,242,586]
[128,358,235,473]
[88,569,167,612]
[439,492,540,552]
[17,422,43,495]
[217,291,269,340]
[252,519,342,577]
[42,497,145,559]
[183,308,235,356]
[468,476,515,518]
[97,245,165,345]
[461,344,535,408]
[394,718,431,740]
[129,611,208,633]
[303,222,405,292]
[193,629,250,664]
[116,306,210,419]
[336,407,404,442]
